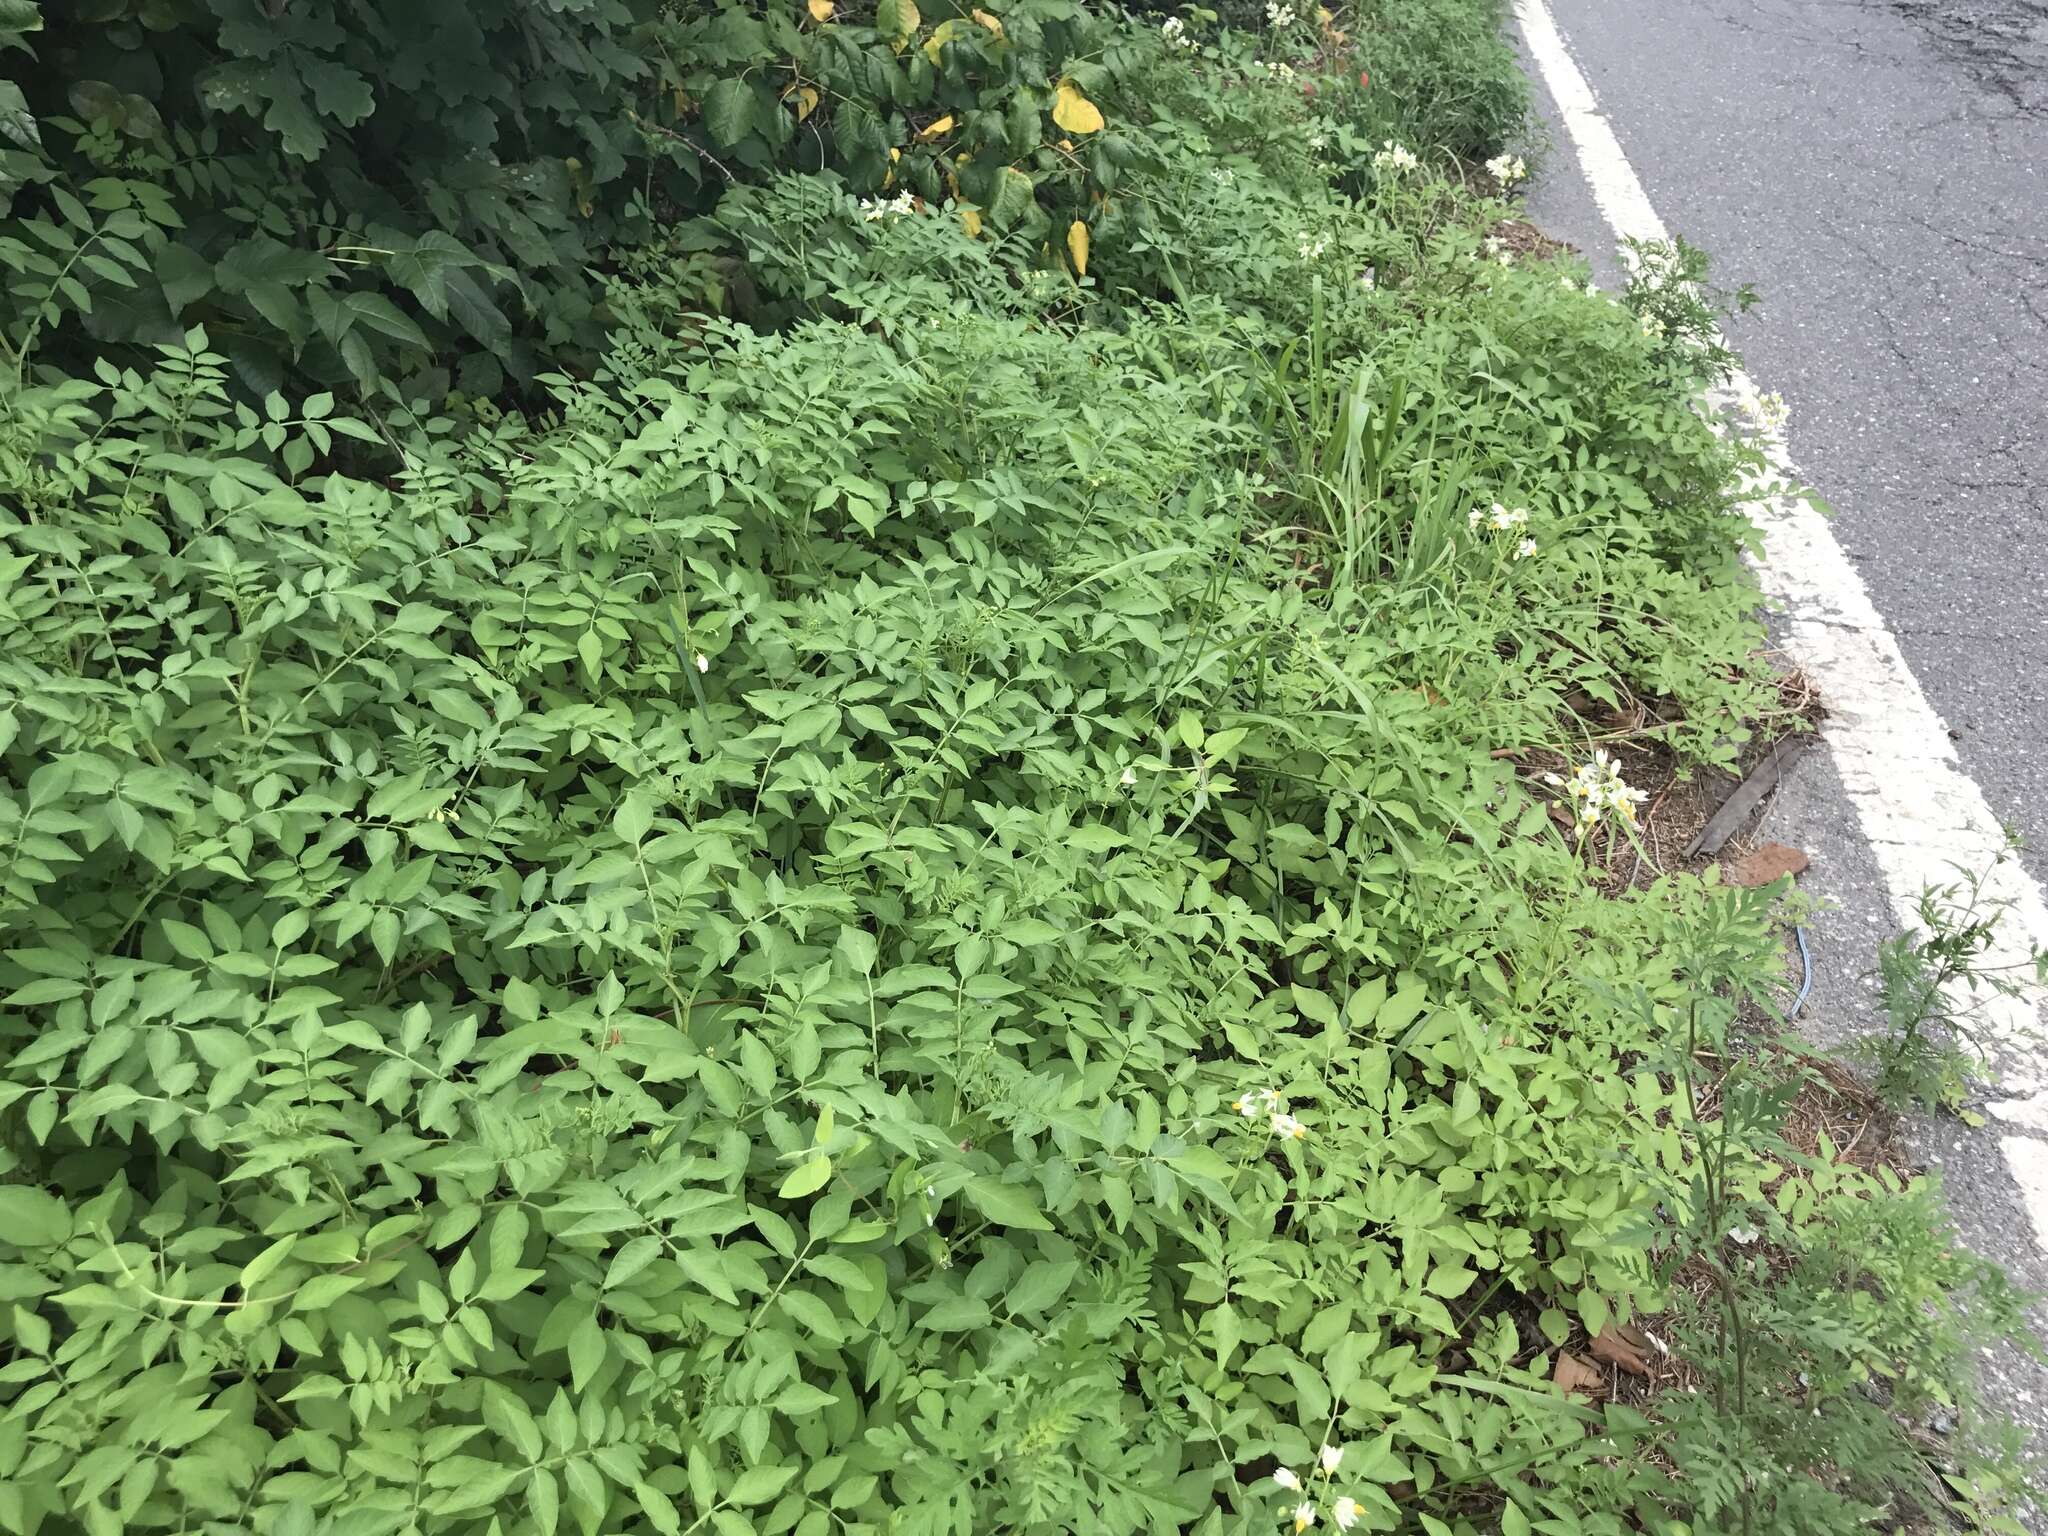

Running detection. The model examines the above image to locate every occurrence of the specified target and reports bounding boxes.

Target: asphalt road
[1520,0,2048,860]
[1511,0,2048,1510]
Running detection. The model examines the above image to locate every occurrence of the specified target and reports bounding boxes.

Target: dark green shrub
[1,0,688,391]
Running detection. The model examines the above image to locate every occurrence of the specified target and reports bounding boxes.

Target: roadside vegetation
[0,1,2036,1532]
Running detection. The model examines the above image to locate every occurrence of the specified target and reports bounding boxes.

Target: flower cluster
[1466,503,1535,560]
[858,191,918,222]
[1755,390,1788,430]
[1484,152,1529,185]
[1306,128,1329,151]
[1371,140,1418,173]
[1231,1086,1307,1141]
[1265,0,1297,25]
[1639,312,1667,340]
[1467,501,1528,533]
[1264,59,1297,80]
[1357,267,1376,290]
[1161,15,1199,50]
[1271,1447,1363,1531]
[1297,231,1328,261]
[1546,749,1648,830]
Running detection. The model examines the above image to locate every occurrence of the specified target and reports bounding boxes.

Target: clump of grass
[1860,834,2048,1115]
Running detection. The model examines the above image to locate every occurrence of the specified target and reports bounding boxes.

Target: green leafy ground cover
[0,2,2035,1533]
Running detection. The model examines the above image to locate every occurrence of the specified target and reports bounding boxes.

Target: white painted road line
[1512,0,2048,1245]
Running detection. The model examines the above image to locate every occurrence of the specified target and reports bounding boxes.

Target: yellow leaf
[1066,219,1089,277]
[958,205,983,238]
[1051,80,1105,134]
[878,0,919,42]
[917,113,956,140]
[787,84,821,121]
[1056,137,1074,152]
[923,16,965,60]
[807,0,834,18]
[971,7,1004,36]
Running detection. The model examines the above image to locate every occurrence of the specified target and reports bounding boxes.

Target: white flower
[1371,140,1418,173]
[1514,537,1537,560]
[1729,1224,1760,1245]
[1485,152,1528,185]
[1357,266,1376,290]
[1210,167,1235,184]
[1119,765,1137,787]
[1161,15,1198,49]
[1271,1112,1307,1141]
[1562,274,1578,290]
[1232,1086,1281,1119]
[1273,1468,1303,1492]
[1557,748,1648,830]
[1307,129,1329,151]
[1483,235,1505,257]
[1292,1502,1317,1533]
[1297,231,1328,261]
[694,652,710,673]
[1640,312,1667,339]
[1318,1444,1343,1475]
[1265,0,1297,25]
[1264,60,1297,80]
[1467,505,1485,531]
[858,190,919,222]
[1486,502,1528,532]
[1332,1497,1360,1531]
[1586,279,1601,297]
[1756,390,1788,428]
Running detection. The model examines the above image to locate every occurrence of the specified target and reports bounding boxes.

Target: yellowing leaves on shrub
[807,0,834,19]
[957,204,983,237]
[1051,80,1104,134]
[917,113,955,140]
[1066,219,1089,276]
[877,0,919,44]
[923,17,966,60]
[787,84,821,121]
[971,7,1004,36]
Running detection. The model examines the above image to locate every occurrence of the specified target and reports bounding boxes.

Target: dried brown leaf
[1728,842,1810,887]
[1553,1350,1603,1398]
[1590,1323,1651,1378]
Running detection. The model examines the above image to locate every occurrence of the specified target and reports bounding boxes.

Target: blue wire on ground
[1789,925,1815,1020]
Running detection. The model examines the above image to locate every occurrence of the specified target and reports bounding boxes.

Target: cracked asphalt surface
[1514,0,2048,1511]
